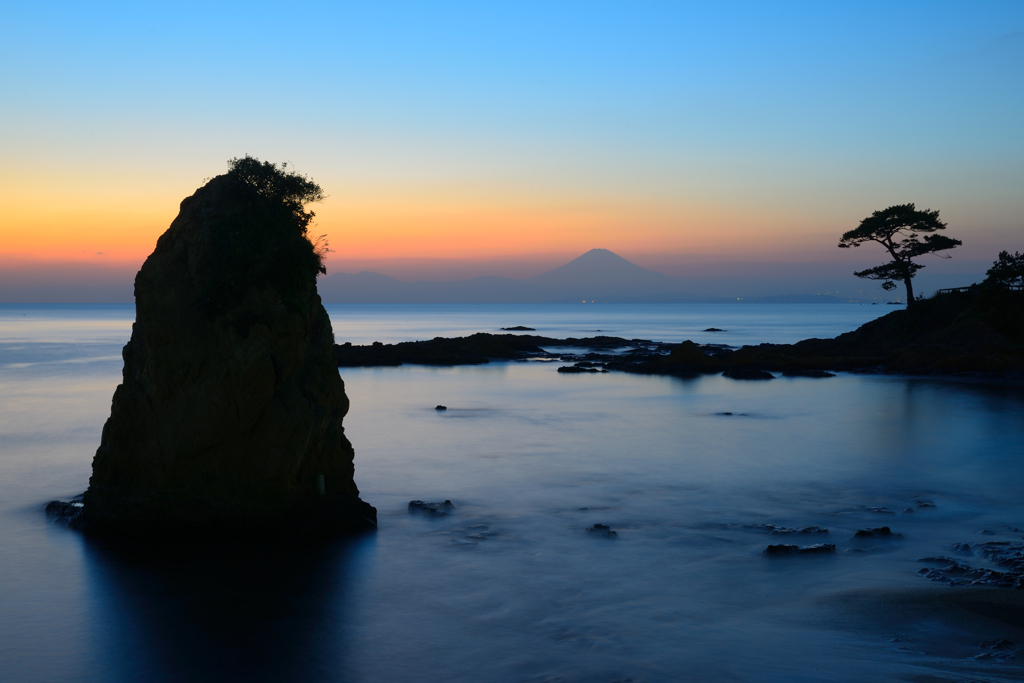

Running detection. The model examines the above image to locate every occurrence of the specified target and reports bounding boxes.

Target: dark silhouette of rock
[587,523,618,538]
[918,541,1024,588]
[45,495,84,526]
[764,543,835,556]
[435,405,448,411]
[589,339,725,378]
[704,327,725,332]
[334,333,639,367]
[557,365,607,373]
[74,160,376,536]
[409,500,456,516]
[501,326,535,331]
[330,287,1024,378]
[853,527,902,538]
[727,288,1024,375]
[668,340,724,372]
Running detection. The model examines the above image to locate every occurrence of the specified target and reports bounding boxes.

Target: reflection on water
[82,535,367,683]
[2,305,1024,682]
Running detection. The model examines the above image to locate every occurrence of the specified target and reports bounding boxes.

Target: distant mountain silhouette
[525,248,681,301]
[315,249,860,303]
[318,248,696,303]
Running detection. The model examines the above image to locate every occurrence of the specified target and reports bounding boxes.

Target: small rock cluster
[408,499,457,516]
[918,541,1024,588]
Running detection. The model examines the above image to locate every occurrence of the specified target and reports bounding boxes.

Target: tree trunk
[904,276,916,309]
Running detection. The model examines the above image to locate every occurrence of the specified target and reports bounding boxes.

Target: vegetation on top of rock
[200,156,328,315]
[983,250,1024,289]
[838,203,961,308]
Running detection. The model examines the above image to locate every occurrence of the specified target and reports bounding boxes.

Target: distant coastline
[332,288,1024,379]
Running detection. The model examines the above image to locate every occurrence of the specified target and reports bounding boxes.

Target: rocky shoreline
[334,332,645,367]
[334,290,1024,379]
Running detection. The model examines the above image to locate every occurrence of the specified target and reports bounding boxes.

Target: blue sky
[2,1,1022,288]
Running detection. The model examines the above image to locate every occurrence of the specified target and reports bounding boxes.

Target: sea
[2,302,1023,683]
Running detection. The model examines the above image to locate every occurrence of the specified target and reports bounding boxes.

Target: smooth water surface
[324,302,894,346]
[2,303,1023,682]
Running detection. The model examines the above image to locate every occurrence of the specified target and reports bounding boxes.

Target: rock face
[81,165,376,535]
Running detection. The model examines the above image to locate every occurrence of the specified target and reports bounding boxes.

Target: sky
[2,1,1023,299]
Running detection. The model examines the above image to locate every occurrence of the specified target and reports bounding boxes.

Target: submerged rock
[409,500,456,516]
[77,158,376,536]
[461,524,498,540]
[918,542,1024,588]
[557,365,606,374]
[587,523,618,538]
[977,639,1017,660]
[45,495,85,527]
[764,543,836,556]
[853,527,902,538]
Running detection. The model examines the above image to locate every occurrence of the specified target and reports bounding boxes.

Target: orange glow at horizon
[1,171,187,265]
[313,191,826,261]
[2,175,834,266]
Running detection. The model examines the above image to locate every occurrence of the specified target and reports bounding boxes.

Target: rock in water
[80,158,376,535]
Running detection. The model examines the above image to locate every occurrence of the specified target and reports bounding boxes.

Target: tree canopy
[227,155,324,230]
[983,250,1024,289]
[839,203,961,307]
[203,156,329,315]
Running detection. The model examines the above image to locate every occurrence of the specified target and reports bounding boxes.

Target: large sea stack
[79,157,376,535]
